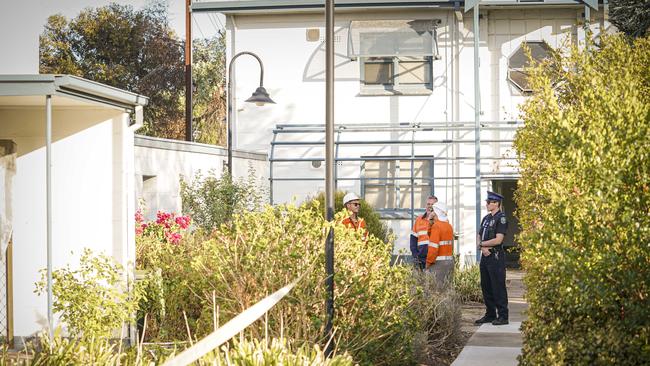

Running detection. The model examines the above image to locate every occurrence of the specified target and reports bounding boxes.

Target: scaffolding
[269,121,522,249]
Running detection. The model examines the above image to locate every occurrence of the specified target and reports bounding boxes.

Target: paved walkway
[452,270,527,366]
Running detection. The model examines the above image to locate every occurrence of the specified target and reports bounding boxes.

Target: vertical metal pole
[227,70,234,175]
[473,4,482,262]
[185,0,193,142]
[324,0,335,357]
[45,95,53,338]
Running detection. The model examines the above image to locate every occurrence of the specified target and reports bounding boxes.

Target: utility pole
[185,0,193,141]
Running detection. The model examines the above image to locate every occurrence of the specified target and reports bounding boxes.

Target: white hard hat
[343,192,360,205]
[433,202,449,221]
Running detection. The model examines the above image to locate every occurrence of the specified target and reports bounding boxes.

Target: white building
[192,0,610,260]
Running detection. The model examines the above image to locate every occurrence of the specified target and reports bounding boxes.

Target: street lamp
[227,51,275,174]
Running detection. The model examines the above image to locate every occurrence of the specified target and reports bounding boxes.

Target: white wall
[0,105,137,338]
[225,7,608,258]
[134,136,268,219]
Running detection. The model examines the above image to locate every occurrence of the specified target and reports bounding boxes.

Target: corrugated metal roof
[192,0,596,14]
[192,0,456,14]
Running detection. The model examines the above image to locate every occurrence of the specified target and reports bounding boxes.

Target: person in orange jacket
[410,195,437,270]
[426,202,454,284]
[341,192,367,240]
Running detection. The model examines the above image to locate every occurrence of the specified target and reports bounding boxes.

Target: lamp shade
[245,86,276,106]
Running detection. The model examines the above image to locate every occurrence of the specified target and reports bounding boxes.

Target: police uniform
[477,191,509,324]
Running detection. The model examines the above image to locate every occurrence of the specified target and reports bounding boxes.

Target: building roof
[192,0,598,14]
[0,74,148,112]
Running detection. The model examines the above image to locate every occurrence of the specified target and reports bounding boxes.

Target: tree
[40,2,226,143]
[192,33,227,146]
[514,35,650,364]
[609,0,650,38]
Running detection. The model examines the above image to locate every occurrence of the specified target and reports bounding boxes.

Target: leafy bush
[452,257,483,304]
[136,202,461,365]
[410,271,462,364]
[514,35,650,365]
[202,338,354,365]
[34,249,142,339]
[180,168,266,231]
[12,333,352,366]
[306,191,391,243]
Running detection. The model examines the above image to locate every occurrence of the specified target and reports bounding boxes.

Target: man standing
[410,196,437,270]
[426,202,454,284]
[475,191,509,326]
[341,192,367,239]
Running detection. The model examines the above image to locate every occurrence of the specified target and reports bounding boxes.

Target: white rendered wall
[225,7,606,258]
[0,106,137,338]
[134,137,268,220]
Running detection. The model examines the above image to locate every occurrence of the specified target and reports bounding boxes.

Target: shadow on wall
[303,26,359,82]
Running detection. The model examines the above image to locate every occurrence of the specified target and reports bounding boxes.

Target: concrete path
[451,270,527,366]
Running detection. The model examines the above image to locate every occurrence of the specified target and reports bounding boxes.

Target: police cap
[486,191,504,202]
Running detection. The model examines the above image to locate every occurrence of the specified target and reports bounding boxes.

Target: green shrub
[34,249,142,339]
[410,271,462,364]
[452,257,483,304]
[180,167,266,231]
[137,202,456,365]
[201,338,354,365]
[306,191,391,243]
[13,333,352,366]
[514,34,650,365]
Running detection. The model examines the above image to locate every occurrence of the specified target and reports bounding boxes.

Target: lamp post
[227,51,275,174]
[324,0,335,357]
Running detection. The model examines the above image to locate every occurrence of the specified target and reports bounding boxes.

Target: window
[348,19,439,94]
[362,159,433,212]
[508,41,553,92]
[362,56,432,90]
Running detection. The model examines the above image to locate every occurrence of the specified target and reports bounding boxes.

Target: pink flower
[165,231,182,245]
[175,216,191,229]
[135,210,144,224]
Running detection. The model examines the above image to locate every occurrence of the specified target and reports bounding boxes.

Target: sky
[10,0,223,40]
[0,0,224,73]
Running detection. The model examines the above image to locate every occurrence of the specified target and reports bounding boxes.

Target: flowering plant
[135,210,191,245]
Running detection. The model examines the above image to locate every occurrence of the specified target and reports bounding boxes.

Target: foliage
[202,338,354,365]
[452,256,483,304]
[18,330,121,366]
[34,249,142,339]
[410,271,462,364]
[8,333,352,366]
[609,0,650,38]
[306,191,391,243]
[39,2,227,142]
[180,168,266,232]
[39,2,185,139]
[192,34,227,145]
[514,34,650,365]
[135,209,191,245]
[135,202,462,365]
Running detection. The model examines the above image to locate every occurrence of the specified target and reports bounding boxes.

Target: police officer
[474,191,509,326]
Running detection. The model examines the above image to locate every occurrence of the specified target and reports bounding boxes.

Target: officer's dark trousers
[480,249,509,319]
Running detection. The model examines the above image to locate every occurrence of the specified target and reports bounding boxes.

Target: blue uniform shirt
[479,211,508,242]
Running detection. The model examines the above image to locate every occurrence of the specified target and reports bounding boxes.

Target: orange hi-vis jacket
[341,216,368,240]
[411,215,431,261]
[426,220,454,267]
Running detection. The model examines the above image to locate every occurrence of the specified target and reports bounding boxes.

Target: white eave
[0,74,148,112]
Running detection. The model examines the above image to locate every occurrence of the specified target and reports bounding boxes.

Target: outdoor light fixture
[227,51,275,174]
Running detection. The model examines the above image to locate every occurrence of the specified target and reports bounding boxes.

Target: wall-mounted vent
[306,28,320,42]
